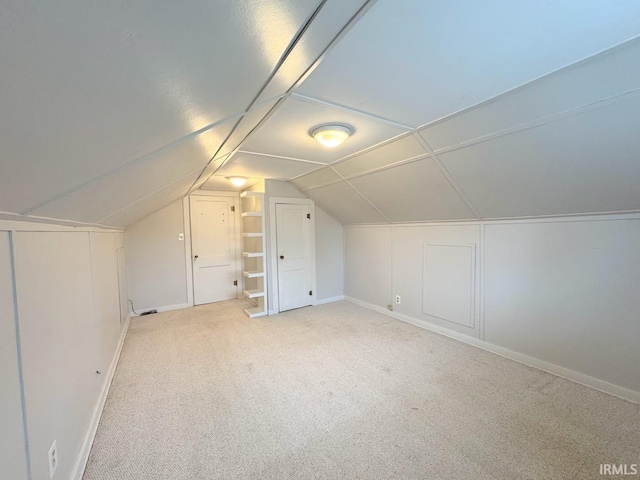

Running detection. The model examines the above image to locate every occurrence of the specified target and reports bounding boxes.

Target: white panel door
[191,196,238,306]
[276,203,312,311]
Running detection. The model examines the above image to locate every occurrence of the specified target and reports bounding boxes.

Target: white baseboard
[315,295,345,305]
[130,302,192,317]
[345,296,640,405]
[71,315,131,480]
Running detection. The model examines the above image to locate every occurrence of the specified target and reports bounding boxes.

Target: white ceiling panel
[240,95,408,163]
[440,94,640,218]
[297,0,640,127]
[421,39,640,152]
[200,176,261,191]
[99,171,202,228]
[0,0,320,214]
[290,167,342,191]
[305,182,387,224]
[256,0,369,103]
[349,160,476,222]
[216,152,322,180]
[216,98,282,159]
[333,134,426,178]
[23,122,234,222]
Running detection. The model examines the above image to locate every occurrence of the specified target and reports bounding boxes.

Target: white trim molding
[72,314,131,480]
[345,296,640,405]
[315,295,345,305]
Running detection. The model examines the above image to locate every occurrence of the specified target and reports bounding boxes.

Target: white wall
[125,199,189,311]
[0,232,29,480]
[345,215,640,400]
[314,206,344,302]
[345,226,392,309]
[0,221,127,480]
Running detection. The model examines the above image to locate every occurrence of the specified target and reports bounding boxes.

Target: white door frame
[184,191,242,306]
[268,197,316,314]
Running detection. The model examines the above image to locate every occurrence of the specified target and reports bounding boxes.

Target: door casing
[185,191,242,307]
[268,197,316,314]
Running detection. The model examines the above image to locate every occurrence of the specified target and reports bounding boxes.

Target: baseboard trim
[345,296,640,405]
[71,315,131,480]
[315,295,345,305]
[130,302,192,317]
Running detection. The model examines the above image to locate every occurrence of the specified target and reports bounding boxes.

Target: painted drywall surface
[125,199,188,311]
[90,232,124,374]
[484,219,640,393]
[393,225,481,338]
[265,179,307,198]
[314,206,344,301]
[344,226,392,308]
[344,216,640,395]
[0,232,29,480]
[13,232,102,480]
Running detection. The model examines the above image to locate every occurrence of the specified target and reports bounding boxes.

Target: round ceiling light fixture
[227,176,248,187]
[310,124,353,148]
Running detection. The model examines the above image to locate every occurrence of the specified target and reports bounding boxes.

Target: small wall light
[227,176,248,187]
[310,124,353,148]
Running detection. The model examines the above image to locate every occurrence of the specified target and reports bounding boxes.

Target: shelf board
[243,270,264,278]
[241,212,263,218]
[243,251,264,258]
[244,306,267,318]
[242,232,263,238]
[243,289,265,299]
[240,191,264,198]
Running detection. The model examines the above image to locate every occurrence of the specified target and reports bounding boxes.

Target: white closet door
[191,196,238,305]
[276,203,312,311]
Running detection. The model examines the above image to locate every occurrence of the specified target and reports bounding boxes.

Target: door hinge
[230,206,235,212]
[306,213,310,219]
[309,290,312,296]
[233,280,238,286]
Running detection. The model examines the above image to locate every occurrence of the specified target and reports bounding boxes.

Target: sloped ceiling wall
[2,0,640,227]
[0,0,371,227]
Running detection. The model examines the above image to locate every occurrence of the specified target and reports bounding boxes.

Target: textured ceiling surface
[2,0,640,227]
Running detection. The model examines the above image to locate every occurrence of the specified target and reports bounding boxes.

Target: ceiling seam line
[236,150,329,165]
[189,96,290,192]
[96,166,205,224]
[430,87,640,157]
[290,92,413,130]
[19,111,247,216]
[200,0,380,191]
[330,165,391,223]
[411,34,640,133]
[186,0,333,194]
[412,133,483,220]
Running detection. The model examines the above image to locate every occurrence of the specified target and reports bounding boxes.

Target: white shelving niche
[240,191,268,318]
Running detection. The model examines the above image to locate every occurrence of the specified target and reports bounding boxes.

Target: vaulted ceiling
[2,1,640,227]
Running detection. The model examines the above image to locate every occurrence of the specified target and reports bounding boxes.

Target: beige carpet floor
[83,300,640,480]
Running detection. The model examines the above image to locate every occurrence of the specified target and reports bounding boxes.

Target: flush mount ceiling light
[227,176,247,187]
[310,124,353,148]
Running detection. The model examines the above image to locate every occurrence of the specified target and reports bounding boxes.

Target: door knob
[194,255,199,260]
[279,255,284,260]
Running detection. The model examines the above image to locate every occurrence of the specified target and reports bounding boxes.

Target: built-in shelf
[244,306,267,318]
[240,190,267,318]
[243,270,264,278]
[240,191,263,198]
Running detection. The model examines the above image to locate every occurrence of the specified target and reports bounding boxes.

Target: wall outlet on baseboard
[48,440,58,478]
[395,295,401,305]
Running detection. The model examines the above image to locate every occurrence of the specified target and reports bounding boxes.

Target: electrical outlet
[395,295,401,305]
[48,440,58,479]
[178,233,184,241]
